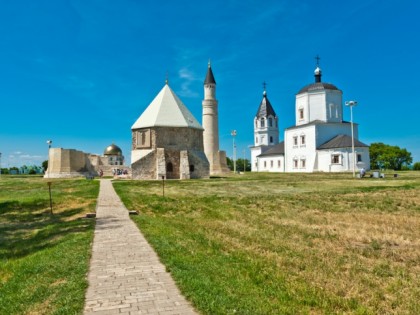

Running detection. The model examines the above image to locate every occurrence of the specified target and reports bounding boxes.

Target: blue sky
[1,0,419,167]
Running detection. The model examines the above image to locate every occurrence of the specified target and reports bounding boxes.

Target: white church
[251,63,370,173]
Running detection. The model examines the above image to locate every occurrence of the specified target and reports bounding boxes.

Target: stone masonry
[84,179,197,315]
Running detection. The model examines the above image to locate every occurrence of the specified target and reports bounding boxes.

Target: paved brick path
[84,179,198,315]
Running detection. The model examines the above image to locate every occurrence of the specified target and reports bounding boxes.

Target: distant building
[131,82,209,180]
[45,143,129,178]
[251,63,370,173]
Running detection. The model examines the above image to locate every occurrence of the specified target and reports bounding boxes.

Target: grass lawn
[0,176,99,315]
[114,172,420,315]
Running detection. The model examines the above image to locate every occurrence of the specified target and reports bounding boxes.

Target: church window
[278,160,281,168]
[268,118,273,127]
[357,154,362,162]
[264,161,267,168]
[261,118,265,127]
[167,162,173,172]
[270,136,273,143]
[270,160,273,168]
[300,135,306,146]
[189,165,195,172]
[293,159,298,168]
[293,136,298,146]
[331,154,341,164]
[301,159,306,168]
[256,137,258,144]
[261,136,265,143]
[299,108,304,120]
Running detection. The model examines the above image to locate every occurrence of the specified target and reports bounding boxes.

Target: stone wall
[131,126,209,180]
[45,148,95,178]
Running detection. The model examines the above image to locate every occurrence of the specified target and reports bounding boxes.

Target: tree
[226,157,233,171]
[236,158,251,172]
[42,160,48,172]
[413,162,420,171]
[370,142,413,170]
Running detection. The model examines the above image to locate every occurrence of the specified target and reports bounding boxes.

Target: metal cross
[262,81,267,91]
[315,55,321,66]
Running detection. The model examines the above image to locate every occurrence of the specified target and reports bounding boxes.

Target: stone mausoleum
[131,82,209,180]
[45,143,129,178]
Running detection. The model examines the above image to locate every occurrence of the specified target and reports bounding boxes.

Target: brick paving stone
[84,179,198,314]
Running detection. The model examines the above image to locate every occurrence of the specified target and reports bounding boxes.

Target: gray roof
[256,93,277,118]
[297,82,341,94]
[131,84,203,130]
[257,142,285,157]
[318,134,369,150]
[204,65,216,84]
[285,120,352,131]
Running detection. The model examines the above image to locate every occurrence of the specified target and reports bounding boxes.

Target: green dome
[104,144,122,156]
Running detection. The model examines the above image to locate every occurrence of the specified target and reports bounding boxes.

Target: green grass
[114,172,420,314]
[0,176,99,315]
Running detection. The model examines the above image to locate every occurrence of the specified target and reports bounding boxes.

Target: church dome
[104,144,122,156]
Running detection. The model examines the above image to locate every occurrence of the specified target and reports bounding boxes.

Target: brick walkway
[84,179,198,315]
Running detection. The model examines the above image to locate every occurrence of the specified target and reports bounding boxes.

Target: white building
[251,64,370,173]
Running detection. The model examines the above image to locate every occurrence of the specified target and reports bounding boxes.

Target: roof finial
[262,81,267,96]
[315,54,321,67]
[208,59,211,68]
[165,71,169,85]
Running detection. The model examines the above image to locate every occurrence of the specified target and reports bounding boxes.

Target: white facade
[251,65,370,173]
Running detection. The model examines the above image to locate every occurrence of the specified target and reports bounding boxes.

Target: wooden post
[47,181,53,214]
[161,175,165,197]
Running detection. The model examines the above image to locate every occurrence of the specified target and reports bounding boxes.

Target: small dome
[104,144,122,156]
[314,66,322,75]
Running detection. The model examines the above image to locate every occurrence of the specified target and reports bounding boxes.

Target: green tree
[413,162,420,171]
[370,142,413,170]
[226,157,233,171]
[42,160,48,172]
[236,158,251,171]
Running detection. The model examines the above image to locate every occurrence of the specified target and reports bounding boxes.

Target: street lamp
[345,101,357,177]
[46,140,52,178]
[231,130,237,173]
[0,152,2,179]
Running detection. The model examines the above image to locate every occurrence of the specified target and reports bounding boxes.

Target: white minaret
[202,61,229,175]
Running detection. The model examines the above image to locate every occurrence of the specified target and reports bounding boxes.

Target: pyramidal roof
[131,84,203,130]
[256,91,277,118]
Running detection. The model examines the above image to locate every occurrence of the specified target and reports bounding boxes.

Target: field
[113,172,420,315]
[0,176,99,315]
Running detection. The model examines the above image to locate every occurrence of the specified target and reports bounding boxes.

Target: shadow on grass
[0,202,94,260]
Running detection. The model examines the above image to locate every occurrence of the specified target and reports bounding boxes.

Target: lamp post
[0,152,2,179]
[46,140,52,178]
[231,130,237,173]
[345,101,357,177]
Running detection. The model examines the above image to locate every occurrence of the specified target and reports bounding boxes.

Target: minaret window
[270,136,273,143]
[268,118,273,127]
[261,118,265,127]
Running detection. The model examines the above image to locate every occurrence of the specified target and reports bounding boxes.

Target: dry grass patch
[114,172,420,314]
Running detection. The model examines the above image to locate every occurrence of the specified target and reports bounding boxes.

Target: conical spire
[256,84,276,118]
[204,60,216,84]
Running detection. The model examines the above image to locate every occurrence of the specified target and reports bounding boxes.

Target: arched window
[268,117,273,127]
[167,162,173,172]
[260,118,265,127]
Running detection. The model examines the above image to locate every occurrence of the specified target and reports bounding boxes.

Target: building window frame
[331,154,341,165]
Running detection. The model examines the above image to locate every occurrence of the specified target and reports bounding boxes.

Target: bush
[413,162,420,171]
